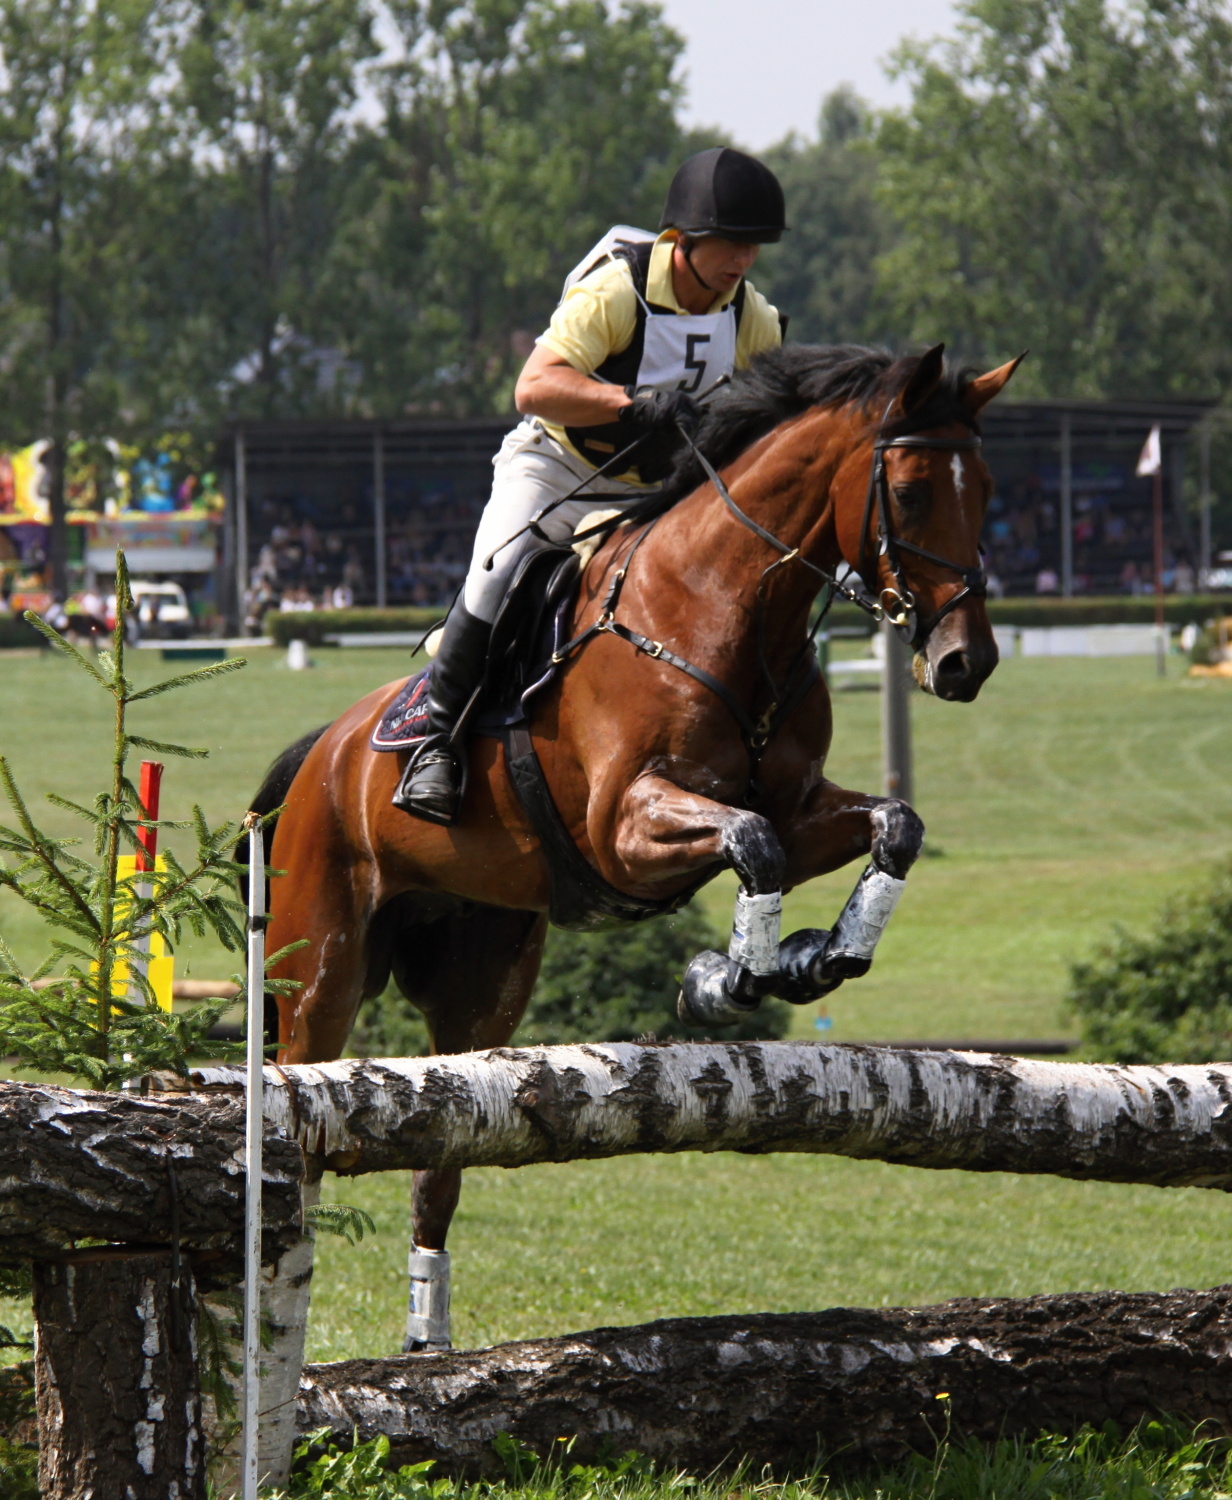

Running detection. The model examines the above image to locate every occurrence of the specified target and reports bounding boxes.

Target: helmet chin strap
[679,236,716,293]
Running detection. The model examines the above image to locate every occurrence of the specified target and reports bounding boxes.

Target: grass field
[2,641,1231,1367]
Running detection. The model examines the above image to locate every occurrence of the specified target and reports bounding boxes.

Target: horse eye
[892,481,931,513]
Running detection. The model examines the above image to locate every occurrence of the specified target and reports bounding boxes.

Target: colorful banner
[0,443,50,524]
[87,516,219,574]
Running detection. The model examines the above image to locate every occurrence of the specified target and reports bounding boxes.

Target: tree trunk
[184,1043,1232,1190]
[297,1285,1232,1477]
[0,1080,303,1265]
[34,1249,205,1500]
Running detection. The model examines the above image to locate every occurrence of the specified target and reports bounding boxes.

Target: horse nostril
[935,649,971,682]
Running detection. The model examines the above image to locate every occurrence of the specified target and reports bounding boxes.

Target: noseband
[856,405,987,648]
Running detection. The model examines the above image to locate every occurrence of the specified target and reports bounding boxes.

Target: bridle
[855,398,987,648]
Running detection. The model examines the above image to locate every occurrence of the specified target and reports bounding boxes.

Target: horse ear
[898,343,946,415]
[965,351,1028,414]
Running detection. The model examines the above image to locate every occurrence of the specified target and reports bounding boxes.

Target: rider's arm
[514,345,632,426]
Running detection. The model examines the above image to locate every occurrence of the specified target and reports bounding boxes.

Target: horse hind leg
[385,898,547,1352]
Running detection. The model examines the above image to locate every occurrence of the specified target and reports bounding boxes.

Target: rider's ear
[897,343,946,415]
[964,351,1028,414]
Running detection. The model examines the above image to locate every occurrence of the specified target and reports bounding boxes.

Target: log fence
[4,1041,1232,1496]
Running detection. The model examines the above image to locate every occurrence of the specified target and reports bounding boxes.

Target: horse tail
[237,724,331,901]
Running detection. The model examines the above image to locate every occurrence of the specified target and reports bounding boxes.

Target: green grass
[3,644,1232,1371]
[270,1419,1232,1500]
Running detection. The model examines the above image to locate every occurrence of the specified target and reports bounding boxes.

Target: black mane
[657,344,977,505]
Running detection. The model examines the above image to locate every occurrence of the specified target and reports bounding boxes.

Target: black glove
[620,387,702,481]
[623,386,703,439]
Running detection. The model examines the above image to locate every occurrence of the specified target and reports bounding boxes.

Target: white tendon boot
[728,887,783,977]
[823,866,907,976]
[405,1247,451,1351]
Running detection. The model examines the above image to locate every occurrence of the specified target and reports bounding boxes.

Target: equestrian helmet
[660,147,787,244]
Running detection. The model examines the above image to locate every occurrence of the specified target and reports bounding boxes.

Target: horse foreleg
[611,773,787,1026]
[392,902,547,1351]
[772,783,925,1004]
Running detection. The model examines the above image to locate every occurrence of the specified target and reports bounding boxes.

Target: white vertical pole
[373,429,387,609]
[241,813,265,1500]
[1060,412,1073,597]
[1200,420,1212,587]
[235,429,249,633]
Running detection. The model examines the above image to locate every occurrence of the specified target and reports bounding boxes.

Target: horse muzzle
[915,614,999,702]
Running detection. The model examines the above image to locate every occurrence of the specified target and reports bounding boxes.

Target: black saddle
[371,546,581,752]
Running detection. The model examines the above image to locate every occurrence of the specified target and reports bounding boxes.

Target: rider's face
[686,236,761,293]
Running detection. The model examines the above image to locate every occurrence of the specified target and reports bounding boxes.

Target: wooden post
[34,1248,205,1500]
[881,617,913,805]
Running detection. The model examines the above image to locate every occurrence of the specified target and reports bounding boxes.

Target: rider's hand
[623,387,703,439]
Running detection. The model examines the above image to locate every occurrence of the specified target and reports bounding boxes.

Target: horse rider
[393,146,788,824]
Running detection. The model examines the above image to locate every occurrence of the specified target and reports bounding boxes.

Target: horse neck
[638,407,855,667]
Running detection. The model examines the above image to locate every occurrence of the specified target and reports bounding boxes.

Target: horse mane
[656,344,978,507]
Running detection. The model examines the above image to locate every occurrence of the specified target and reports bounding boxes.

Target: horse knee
[870,799,924,880]
[720,810,786,894]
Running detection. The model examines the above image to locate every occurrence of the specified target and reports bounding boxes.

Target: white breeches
[462,419,647,623]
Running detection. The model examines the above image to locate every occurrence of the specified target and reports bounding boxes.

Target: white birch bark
[185,1042,1232,1191]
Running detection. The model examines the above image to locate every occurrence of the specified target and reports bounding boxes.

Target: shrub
[0,615,44,650]
[348,902,791,1057]
[264,607,441,646]
[1068,860,1232,1063]
[519,902,790,1045]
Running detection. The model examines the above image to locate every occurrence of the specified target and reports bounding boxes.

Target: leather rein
[552,404,986,790]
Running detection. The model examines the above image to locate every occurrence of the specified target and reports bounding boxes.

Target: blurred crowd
[241,509,475,633]
[982,482,1195,596]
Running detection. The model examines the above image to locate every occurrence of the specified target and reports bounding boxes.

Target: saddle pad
[371,667,432,751]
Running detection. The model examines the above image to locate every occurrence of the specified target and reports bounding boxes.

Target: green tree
[756,87,892,346]
[164,0,377,420]
[321,0,686,416]
[0,0,157,589]
[876,0,1232,398]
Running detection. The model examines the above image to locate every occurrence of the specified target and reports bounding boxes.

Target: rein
[551,398,986,794]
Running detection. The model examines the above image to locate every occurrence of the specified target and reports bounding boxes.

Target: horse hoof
[819,949,873,983]
[677,950,761,1027]
[774,928,841,1004]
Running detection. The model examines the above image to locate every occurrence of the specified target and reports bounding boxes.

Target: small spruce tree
[0,551,287,1087]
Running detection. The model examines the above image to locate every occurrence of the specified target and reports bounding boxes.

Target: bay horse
[253,342,1020,1335]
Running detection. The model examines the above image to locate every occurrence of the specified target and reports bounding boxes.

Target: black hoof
[678,950,764,1027]
[772,928,843,1004]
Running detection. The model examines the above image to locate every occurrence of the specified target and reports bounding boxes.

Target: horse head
[834,344,1024,703]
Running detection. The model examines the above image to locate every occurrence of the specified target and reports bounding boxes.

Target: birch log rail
[296,1285,1232,1476]
[183,1041,1232,1190]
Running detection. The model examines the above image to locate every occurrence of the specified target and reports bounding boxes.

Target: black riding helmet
[660,147,787,244]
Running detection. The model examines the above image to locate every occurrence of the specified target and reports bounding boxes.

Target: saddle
[372,547,702,930]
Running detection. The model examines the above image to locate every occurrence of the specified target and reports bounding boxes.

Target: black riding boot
[392,604,492,825]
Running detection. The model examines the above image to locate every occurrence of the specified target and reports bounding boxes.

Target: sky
[657,0,961,150]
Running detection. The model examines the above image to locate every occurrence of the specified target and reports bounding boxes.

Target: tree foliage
[1068,859,1232,1064]
[874,0,1232,398]
[756,87,892,347]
